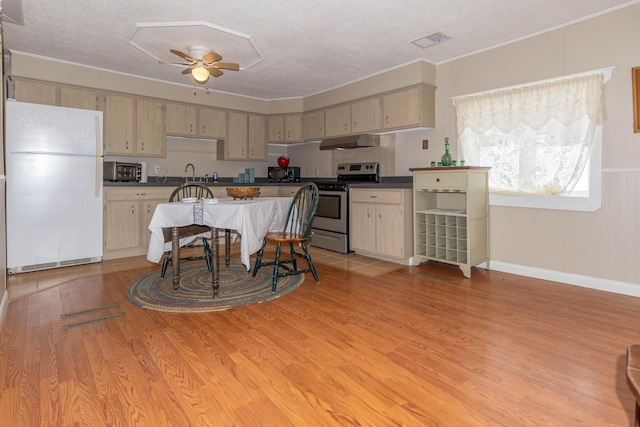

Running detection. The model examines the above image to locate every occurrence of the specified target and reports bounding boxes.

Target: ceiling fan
[162,45,240,84]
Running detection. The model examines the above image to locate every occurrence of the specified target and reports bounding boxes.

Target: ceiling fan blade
[181,66,195,75]
[213,62,240,71]
[159,60,192,65]
[203,51,222,63]
[170,49,194,61]
[206,67,224,77]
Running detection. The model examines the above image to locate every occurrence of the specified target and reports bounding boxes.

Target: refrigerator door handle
[94,116,102,197]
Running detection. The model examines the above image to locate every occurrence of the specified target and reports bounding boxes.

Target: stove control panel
[336,162,379,175]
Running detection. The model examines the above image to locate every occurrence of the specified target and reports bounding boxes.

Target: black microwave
[268,166,301,182]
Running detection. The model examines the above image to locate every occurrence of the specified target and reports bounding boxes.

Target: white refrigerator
[6,101,104,273]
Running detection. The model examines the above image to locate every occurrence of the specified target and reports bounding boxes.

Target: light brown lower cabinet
[278,185,302,197]
[103,187,172,260]
[104,185,286,259]
[349,188,413,263]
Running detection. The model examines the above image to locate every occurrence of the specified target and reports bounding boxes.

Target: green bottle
[441,137,452,166]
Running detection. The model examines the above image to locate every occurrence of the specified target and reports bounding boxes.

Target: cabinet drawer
[105,187,172,202]
[350,189,403,204]
[414,172,467,190]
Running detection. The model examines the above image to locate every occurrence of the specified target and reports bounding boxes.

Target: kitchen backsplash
[331,134,396,176]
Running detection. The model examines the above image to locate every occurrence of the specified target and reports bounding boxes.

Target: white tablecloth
[147,197,293,270]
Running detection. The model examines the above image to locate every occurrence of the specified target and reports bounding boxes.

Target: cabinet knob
[436,178,440,182]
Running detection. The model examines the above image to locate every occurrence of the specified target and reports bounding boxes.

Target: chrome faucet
[185,163,195,181]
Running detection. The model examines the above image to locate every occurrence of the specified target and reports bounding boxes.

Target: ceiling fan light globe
[191,67,210,83]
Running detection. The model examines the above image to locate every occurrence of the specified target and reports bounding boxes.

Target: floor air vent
[8,257,102,274]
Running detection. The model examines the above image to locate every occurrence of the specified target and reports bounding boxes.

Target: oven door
[312,190,347,233]
[310,189,349,253]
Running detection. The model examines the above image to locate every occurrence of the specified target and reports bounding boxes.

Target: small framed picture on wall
[634,66,640,133]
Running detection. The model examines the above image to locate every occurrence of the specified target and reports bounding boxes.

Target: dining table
[146,196,293,297]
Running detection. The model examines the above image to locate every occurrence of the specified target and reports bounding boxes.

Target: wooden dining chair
[251,183,320,292]
[160,182,214,278]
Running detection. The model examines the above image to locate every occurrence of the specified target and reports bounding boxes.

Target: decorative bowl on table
[226,187,260,200]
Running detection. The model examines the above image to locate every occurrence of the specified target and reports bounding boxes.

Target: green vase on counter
[441,138,452,167]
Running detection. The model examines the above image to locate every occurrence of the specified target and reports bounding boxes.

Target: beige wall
[424,3,640,291]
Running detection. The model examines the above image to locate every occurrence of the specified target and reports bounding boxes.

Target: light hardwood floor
[2,250,640,426]
[6,246,403,301]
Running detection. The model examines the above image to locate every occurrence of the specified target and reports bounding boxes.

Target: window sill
[489,191,601,212]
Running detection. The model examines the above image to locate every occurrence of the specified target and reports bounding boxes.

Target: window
[454,69,611,211]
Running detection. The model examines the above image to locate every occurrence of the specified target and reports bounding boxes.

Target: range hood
[319,134,380,150]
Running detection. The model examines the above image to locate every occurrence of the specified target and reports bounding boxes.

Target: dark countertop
[104,176,414,189]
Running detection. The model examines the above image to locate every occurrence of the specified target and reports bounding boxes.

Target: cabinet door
[60,87,102,110]
[324,104,351,137]
[268,116,284,142]
[383,87,422,129]
[302,110,324,140]
[13,80,57,105]
[284,115,302,141]
[104,200,141,251]
[104,95,135,155]
[375,204,405,258]
[140,199,163,247]
[165,103,197,136]
[351,97,382,133]
[198,108,227,138]
[226,112,248,159]
[349,202,375,253]
[136,99,165,156]
[249,114,267,160]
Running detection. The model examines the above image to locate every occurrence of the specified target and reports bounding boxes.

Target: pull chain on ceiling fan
[160,45,240,84]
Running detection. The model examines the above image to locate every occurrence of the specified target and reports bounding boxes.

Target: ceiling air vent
[411,32,449,49]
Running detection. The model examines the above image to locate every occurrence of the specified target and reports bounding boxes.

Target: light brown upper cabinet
[165,103,197,136]
[219,112,267,161]
[324,104,351,137]
[249,114,268,160]
[104,95,165,157]
[268,114,302,142]
[135,99,165,157]
[198,108,227,139]
[350,97,382,133]
[105,95,135,155]
[224,112,248,160]
[382,84,436,130]
[59,87,103,110]
[166,103,227,139]
[13,80,57,105]
[302,110,324,141]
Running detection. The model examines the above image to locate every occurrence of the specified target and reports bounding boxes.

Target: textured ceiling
[3,0,637,100]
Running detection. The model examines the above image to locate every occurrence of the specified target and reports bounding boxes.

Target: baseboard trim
[489,261,640,298]
[0,289,8,330]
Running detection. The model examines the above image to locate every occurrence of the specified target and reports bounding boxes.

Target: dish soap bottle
[441,137,452,167]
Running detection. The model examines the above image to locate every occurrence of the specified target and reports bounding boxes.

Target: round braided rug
[127,259,304,312]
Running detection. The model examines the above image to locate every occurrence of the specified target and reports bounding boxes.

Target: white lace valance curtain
[456,72,606,195]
